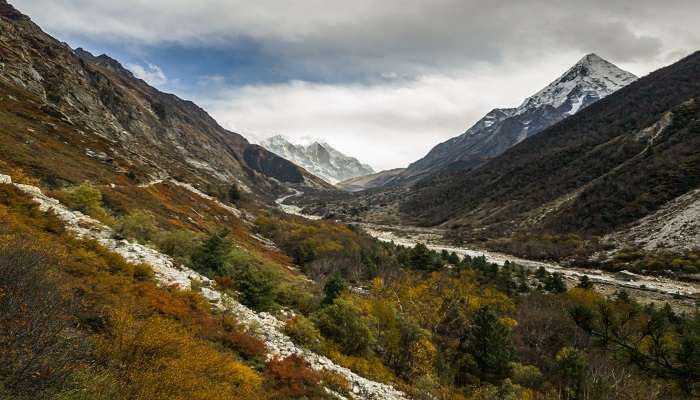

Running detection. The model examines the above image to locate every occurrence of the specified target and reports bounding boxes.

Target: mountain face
[396,54,637,182]
[260,135,374,184]
[337,168,406,192]
[402,51,700,240]
[0,1,329,196]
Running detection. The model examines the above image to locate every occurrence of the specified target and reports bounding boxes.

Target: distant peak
[573,53,620,70]
[73,48,135,79]
[263,134,293,145]
[308,141,326,149]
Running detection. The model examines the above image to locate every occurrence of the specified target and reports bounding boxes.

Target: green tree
[322,273,346,305]
[228,183,241,204]
[545,272,567,293]
[291,244,316,265]
[535,266,548,281]
[457,306,513,384]
[576,275,593,290]
[236,265,278,311]
[313,299,374,355]
[555,347,587,400]
[447,252,461,265]
[410,243,433,270]
[190,229,231,276]
[571,295,700,395]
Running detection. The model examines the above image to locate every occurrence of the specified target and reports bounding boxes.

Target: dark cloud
[13,0,698,81]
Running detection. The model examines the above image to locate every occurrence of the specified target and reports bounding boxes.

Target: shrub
[132,263,155,281]
[155,229,200,259]
[97,308,264,400]
[284,315,323,352]
[0,242,84,397]
[314,299,374,356]
[60,182,110,220]
[264,355,323,399]
[114,210,157,243]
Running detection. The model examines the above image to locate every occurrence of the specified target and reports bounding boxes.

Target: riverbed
[276,192,700,308]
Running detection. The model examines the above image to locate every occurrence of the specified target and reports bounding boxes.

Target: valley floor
[359,224,700,312]
[276,192,700,312]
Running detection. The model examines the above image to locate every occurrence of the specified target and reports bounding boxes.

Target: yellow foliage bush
[97,308,264,400]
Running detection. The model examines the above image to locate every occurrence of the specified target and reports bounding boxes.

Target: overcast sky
[12,0,700,170]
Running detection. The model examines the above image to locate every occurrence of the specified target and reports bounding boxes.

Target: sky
[12,0,700,171]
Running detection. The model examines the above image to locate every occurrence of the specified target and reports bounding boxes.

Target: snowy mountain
[260,136,375,184]
[395,53,637,182]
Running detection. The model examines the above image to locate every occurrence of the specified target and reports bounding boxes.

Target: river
[276,191,700,302]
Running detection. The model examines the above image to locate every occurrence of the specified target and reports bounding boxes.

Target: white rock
[10,178,408,400]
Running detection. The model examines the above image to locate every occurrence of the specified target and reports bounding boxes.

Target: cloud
[196,53,581,170]
[12,0,700,169]
[125,63,168,87]
[14,0,700,81]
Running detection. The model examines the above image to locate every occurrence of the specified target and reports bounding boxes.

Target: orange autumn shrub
[264,355,329,399]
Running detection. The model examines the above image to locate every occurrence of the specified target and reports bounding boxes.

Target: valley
[359,224,700,310]
[277,194,700,311]
[1,1,699,398]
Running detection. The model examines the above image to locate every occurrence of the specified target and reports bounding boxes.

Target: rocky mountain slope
[0,1,329,197]
[392,54,636,184]
[261,135,374,184]
[402,51,700,242]
[337,168,406,192]
[2,172,407,400]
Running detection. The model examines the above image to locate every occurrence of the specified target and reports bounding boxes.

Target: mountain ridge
[390,53,637,184]
[260,135,374,184]
[402,50,700,239]
[0,3,331,196]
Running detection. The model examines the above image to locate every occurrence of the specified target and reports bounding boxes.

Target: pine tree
[545,272,567,293]
[576,275,593,290]
[322,273,346,305]
[236,265,278,311]
[410,243,432,270]
[190,229,231,276]
[228,183,241,204]
[447,252,460,265]
[457,306,513,384]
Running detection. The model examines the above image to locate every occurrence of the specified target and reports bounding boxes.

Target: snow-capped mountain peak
[397,54,637,182]
[516,53,637,115]
[260,136,374,184]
